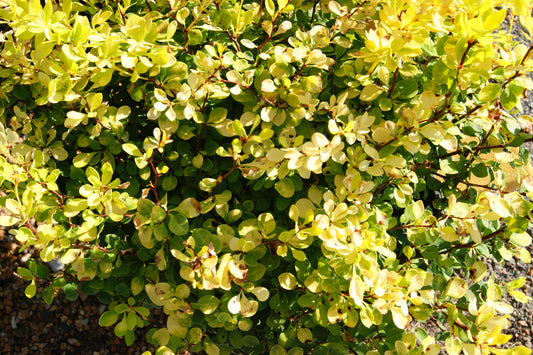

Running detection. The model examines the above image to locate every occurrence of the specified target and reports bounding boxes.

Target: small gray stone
[48,257,64,272]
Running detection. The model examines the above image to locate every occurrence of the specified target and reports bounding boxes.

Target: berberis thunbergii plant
[1,0,533,353]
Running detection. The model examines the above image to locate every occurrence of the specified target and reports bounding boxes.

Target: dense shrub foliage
[1,0,533,353]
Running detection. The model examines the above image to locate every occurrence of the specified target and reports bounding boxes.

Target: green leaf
[126,311,137,330]
[0,215,21,227]
[168,212,189,236]
[509,290,532,303]
[278,272,297,290]
[25,280,37,298]
[444,277,467,299]
[101,162,113,186]
[73,152,98,168]
[137,198,156,217]
[510,232,531,247]
[275,178,295,198]
[17,267,34,280]
[208,107,228,124]
[114,316,128,337]
[42,286,54,305]
[477,83,500,102]
[176,197,202,218]
[99,311,119,327]
[124,330,135,346]
[162,175,178,191]
[360,84,384,101]
[116,282,132,298]
[265,0,276,17]
[192,295,220,314]
[151,328,170,346]
[122,143,142,157]
[242,335,260,347]
[63,282,79,301]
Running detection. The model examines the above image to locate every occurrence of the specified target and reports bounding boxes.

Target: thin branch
[116,0,126,25]
[442,226,507,253]
[144,0,153,11]
[438,137,533,159]
[387,67,399,98]
[309,0,319,27]
[71,243,135,255]
[224,30,242,52]
[148,157,161,205]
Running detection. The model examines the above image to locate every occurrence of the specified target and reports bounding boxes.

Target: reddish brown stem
[148,158,161,205]
[442,226,507,253]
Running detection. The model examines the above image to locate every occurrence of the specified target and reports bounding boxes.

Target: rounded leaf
[278,272,298,290]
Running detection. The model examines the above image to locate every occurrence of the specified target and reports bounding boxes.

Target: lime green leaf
[25,280,37,298]
[297,328,312,343]
[477,83,500,102]
[204,337,220,355]
[509,232,531,247]
[101,162,113,185]
[509,290,532,303]
[17,267,34,280]
[122,143,142,157]
[176,197,201,218]
[168,212,189,236]
[489,197,513,218]
[444,277,467,298]
[73,152,98,168]
[360,84,384,101]
[445,337,463,355]
[0,215,21,226]
[208,107,228,124]
[265,0,276,17]
[91,68,114,88]
[275,178,295,198]
[99,311,119,327]
[270,345,287,355]
[167,314,188,337]
[151,328,170,346]
[192,295,220,314]
[278,272,297,290]
[65,111,86,128]
[131,277,144,296]
[508,277,526,290]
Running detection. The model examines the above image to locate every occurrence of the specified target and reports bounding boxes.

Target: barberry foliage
[1,0,533,353]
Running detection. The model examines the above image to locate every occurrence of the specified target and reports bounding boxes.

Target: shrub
[1,0,533,353]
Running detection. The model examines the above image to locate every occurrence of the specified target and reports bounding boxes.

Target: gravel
[0,228,165,355]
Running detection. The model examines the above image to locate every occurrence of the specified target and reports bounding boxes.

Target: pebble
[67,338,79,345]
[48,257,64,272]
[10,316,17,329]
[19,253,31,264]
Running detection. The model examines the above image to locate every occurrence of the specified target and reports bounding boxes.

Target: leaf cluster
[1,0,533,354]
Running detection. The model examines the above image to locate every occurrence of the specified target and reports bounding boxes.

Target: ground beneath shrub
[0,227,165,355]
